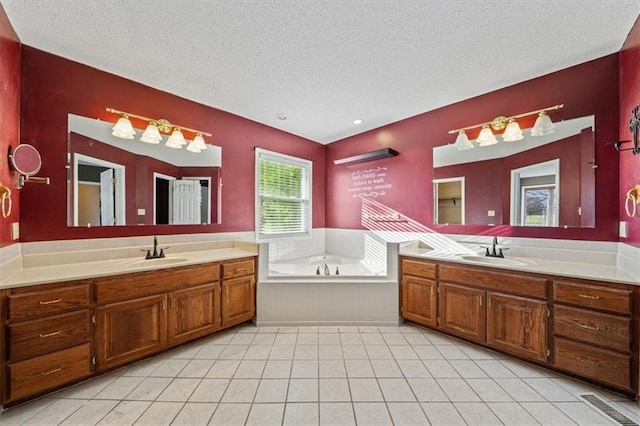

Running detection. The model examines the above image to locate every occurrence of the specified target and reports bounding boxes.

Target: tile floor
[1,323,639,425]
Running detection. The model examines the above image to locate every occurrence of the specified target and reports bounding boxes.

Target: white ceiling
[2,1,639,144]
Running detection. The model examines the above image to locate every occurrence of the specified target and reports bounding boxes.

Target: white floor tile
[413,345,445,360]
[151,359,189,377]
[209,403,251,425]
[58,375,118,399]
[488,402,540,425]
[283,402,319,425]
[245,403,284,425]
[319,402,356,425]
[396,359,431,378]
[188,378,230,402]
[297,333,319,345]
[0,398,55,425]
[436,378,481,402]
[421,401,465,425]
[96,376,146,400]
[370,359,403,377]
[291,360,319,378]
[450,359,489,378]
[156,378,200,402]
[466,378,513,402]
[125,377,173,401]
[233,360,266,378]
[521,401,577,425]
[318,345,343,360]
[319,378,351,402]
[229,334,255,345]
[378,378,416,401]
[555,401,618,425]
[526,378,580,402]
[295,345,319,360]
[243,345,273,360]
[120,358,164,377]
[263,360,293,378]
[500,358,549,378]
[348,378,384,402]
[436,345,469,360]
[177,360,215,378]
[254,379,289,402]
[425,360,461,378]
[59,400,119,425]
[353,402,393,425]
[221,379,259,403]
[361,333,386,345]
[251,333,277,345]
[318,333,341,345]
[387,402,429,425]
[389,345,418,360]
[269,345,295,359]
[345,359,375,378]
[365,345,394,360]
[97,400,152,426]
[340,333,364,345]
[382,333,408,345]
[408,378,449,402]
[193,345,225,360]
[273,334,297,345]
[454,402,502,425]
[457,343,496,360]
[133,401,183,425]
[342,344,368,359]
[171,402,217,425]
[287,378,319,402]
[403,333,431,345]
[319,359,347,378]
[475,359,517,378]
[494,378,546,402]
[219,345,249,360]
[206,360,240,378]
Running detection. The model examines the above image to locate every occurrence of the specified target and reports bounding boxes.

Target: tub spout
[323,263,330,275]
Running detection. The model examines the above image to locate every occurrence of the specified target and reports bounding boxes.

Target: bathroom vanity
[0,250,256,406]
[400,255,638,398]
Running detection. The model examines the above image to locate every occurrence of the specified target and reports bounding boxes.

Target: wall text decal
[348,166,393,198]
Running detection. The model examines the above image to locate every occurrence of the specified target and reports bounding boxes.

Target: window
[255,148,312,241]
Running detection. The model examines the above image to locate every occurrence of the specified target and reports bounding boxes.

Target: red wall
[326,55,620,241]
[0,5,20,247]
[620,16,640,246]
[18,47,326,241]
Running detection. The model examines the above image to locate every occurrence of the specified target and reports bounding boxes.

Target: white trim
[182,176,212,224]
[433,177,465,225]
[510,159,560,226]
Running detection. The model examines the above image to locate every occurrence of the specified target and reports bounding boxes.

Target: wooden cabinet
[400,255,639,398]
[438,282,486,342]
[95,294,168,371]
[400,258,437,327]
[486,292,547,362]
[168,283,220,345]
[3,282,91,404]
[551,278,633,393]
[222,276,255,328]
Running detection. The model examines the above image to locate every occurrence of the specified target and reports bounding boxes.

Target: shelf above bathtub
[333,147,399,166]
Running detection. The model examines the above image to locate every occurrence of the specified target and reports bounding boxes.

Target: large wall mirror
[433,115,595,228]
[67,114,222,227]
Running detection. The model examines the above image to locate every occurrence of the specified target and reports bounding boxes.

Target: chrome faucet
[482,236,507,258]
[322,263,330,275]
[145,236,167,259]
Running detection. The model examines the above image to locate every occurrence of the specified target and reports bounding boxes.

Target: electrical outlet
[488,210,495,217]
[137,209,146,215]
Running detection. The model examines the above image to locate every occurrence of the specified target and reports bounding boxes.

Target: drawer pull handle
[579,358,601,367]
[39,298,62,305]
[40,367,62,376]
[578,323,600,331]
[39,330,62,338]
[578,294,600,300]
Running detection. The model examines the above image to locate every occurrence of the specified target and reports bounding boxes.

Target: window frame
[254,148,312,242]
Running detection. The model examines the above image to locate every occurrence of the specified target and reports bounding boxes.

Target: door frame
[433,177,465,225]
[153,172,176,225]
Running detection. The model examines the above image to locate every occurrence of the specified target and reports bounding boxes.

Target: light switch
[620,221,628,238]
[11,222,19,240]
[137,209,146,216]
[488,210,495,217]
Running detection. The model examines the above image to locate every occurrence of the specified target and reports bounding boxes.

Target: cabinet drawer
[8,310,90,362]
[8,285,90,321]
[8,343,91,402]
[440,264,546,298]
[402,258,436,279]
[553,281,631,314]
[554,338,631,392]
[553,305,630,353]
[222,259,255,280]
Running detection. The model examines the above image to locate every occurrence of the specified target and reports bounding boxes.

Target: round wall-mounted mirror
[10,144,42,176]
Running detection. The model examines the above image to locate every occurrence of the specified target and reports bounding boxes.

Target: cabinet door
[438,283,485,342]
[486,292,547,362]
[401,276,437,327]
[95,294,167,371]
[221,275,255,328]
[169,283,220,345]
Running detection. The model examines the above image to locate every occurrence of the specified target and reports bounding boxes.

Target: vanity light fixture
[106,108,212,153]
[448,104,564,151]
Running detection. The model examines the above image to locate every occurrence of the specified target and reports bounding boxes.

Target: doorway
[433,177,465,225]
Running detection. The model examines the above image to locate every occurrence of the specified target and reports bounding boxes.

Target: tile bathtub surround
[619,243,640,281]
[1,324,637,426]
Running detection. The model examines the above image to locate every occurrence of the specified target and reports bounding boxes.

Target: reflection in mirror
[433,115,595,228]
[67,114,222,227]
[433,177,465,225]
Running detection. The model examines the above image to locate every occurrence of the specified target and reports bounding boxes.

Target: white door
[99,169,115,226]
[172,179,202,224]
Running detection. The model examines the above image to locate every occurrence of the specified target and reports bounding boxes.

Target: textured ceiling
[2,1,639,144]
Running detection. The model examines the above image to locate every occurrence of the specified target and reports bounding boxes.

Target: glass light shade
[140,123,162,144]
[186,140,202,153]
[502,119,524,142]
[112,116,136,139]
[167,128,186,147]
[165,139,183,149]
[454,130,474,151]
[476,125,498,146]
[192,134,207,150]
[531,112,555,136]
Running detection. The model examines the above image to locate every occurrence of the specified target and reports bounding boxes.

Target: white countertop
[400,245,639,286]
[1,247,257,290]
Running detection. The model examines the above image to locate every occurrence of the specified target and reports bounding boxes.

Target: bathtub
[268,254,384,277]
[258,252,399,327]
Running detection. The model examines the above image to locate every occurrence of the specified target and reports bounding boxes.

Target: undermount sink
[124,257,189,268]
[458,255,531,267]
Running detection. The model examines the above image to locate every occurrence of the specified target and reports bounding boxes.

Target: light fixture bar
[448,104,564,135]
[106,107,212,137]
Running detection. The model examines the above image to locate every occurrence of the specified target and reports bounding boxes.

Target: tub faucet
[322,263,330,275]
